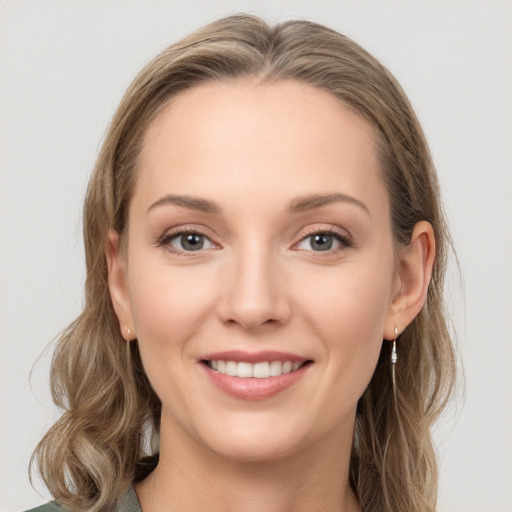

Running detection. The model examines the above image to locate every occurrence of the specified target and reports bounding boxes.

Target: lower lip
[202,363,311,400]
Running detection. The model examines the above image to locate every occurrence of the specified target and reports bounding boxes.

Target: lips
[200,350,313,400]
[208,360,303,378]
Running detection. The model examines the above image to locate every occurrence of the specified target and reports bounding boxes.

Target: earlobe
[385,221,435,340]
[106,229,135,339]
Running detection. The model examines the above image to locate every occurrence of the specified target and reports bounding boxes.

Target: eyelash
[156,226,353,255]
[295,228,353,254]
[156,227,216,256]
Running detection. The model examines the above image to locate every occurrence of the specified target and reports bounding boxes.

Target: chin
[190,412,324,464]
[205,433,304,463]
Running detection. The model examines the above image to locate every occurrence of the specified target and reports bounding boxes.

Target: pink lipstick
[200,350,312,400]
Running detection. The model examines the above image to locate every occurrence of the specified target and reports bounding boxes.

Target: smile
[200,351,313,400]
[206,360,305,378]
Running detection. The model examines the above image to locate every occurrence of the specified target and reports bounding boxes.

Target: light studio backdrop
[1,1,511,511]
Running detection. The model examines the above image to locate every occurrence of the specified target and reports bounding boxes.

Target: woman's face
[112,80,401,461]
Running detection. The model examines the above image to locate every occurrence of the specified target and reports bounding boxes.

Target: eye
[161,231,217,253]
[296,231,350,252]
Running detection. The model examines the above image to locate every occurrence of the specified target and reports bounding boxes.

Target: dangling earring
[126,328,132,365]
[391,324,399,395]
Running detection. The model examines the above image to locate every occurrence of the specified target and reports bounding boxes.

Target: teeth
[237,361,253,378]
[269,361,282,377]
[282,361,293,374]
[253,362,270,379]
[225,361,237,376]
[209,360,304,378]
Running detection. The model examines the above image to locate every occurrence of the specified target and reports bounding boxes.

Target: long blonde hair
[32,14,456,512]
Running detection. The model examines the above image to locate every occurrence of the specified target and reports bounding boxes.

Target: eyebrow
[146,194,221,215]
[288,193,370,215]
[146,192,369,216]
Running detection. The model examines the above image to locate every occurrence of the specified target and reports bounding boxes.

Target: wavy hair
[31,14,456,512]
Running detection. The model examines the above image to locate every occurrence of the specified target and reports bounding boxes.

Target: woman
[30,13,456,512]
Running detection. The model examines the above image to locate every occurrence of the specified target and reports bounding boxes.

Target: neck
[135,416,360,512]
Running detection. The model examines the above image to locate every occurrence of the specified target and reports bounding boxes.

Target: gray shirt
[25,486,142,512]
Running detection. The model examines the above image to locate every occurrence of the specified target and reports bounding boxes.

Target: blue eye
[297,232,350,252]
[162,232,216,253]
[174,233,205,251]
[309,233,334,251]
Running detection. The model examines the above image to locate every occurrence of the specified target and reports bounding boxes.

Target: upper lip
[200,350,310,364]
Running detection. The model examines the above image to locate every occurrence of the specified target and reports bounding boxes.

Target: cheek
[299,260,393,343]
[294,254,395,398]
[126,261,220,421]
[128,263,215,351]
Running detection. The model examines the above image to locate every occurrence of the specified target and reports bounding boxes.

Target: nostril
[223,315,279,329]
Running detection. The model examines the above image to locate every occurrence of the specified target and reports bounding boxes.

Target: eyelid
[292,224,353,252]
[154,223,352,255]
[155,225,220,254]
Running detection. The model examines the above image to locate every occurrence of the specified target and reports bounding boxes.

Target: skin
[107,80,435,512]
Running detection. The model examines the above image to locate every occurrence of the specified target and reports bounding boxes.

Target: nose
[217,244,292,331]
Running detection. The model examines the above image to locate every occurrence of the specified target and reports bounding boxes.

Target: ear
[384,221,435,340]
[106,229,135,340]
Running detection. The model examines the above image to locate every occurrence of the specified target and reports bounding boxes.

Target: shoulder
[24,503,65,512]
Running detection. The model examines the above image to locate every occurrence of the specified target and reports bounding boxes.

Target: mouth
[199,351,313,400]
[203,359,311,378]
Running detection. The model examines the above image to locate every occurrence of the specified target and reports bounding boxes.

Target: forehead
[134,79,388,217]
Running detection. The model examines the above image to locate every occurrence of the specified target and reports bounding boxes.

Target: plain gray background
[1,1,511,511]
